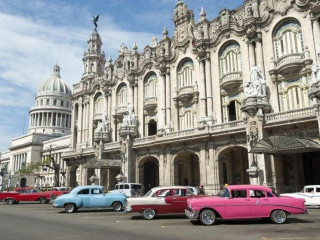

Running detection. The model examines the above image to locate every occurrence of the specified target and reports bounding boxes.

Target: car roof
[304,185,320,188]
[150,186,189,191]
[226,185,272,191]
[72,185,103,191]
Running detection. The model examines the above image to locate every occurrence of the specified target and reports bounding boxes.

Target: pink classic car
[185,185,307,225]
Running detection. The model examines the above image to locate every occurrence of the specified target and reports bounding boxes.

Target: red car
[0,187,53,204]
[125,186,199,220]
[43,187,70,198]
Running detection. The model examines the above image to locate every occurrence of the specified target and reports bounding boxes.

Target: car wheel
[65,203,76,213]
[7,198,14,205]
[199,209,216,226]
[270,210,287,224]
[39,197,47,204]
[142,209,156,220]
[112,201,123,212]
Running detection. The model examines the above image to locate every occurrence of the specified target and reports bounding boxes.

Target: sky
[0,0,244,152]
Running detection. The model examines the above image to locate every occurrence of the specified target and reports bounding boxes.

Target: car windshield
[145,190,153,197]
[272,190,279,197]
[217,188,230,198]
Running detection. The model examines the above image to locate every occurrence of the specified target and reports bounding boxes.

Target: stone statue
[127,103,133,116]
[101,112,109,132]
[95,121,103,133]
[152,36,158,47]
[122,114,129,127]
[249,66,266,97]
[244,81,255,97]
[311,63,320,84]
[92,15,99,29]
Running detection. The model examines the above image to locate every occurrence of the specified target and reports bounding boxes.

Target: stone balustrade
[275,53,304,67]
[265,107,315,122]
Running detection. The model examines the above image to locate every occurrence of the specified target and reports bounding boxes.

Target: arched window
[219,42,242,78]
[177,58,194,88]
[94,93,103,114]
[60,100,64,107]
[46,99,50,105]
[278,77,310,111]
[53,99,57,106]
[117,85,127,107]
[179,110,195,130]
[273,19,304,60]
[144,73,157,99]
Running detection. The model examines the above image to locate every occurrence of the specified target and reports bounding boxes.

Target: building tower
[28,64,72,135]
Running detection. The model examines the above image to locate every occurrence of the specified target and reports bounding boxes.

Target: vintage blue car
[53,185,127,213]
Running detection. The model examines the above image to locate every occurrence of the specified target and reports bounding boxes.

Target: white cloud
[0,1,156,152]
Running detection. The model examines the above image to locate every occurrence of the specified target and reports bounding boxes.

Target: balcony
[269,51,312,81]
[220,71,243,90]
[176,85,199,105]
[114,106,127,118]
[93,113,102,121]
[144,97,157,112]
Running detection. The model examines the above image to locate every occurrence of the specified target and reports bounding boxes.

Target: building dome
[37,64,72,97]
[28,64,72,136]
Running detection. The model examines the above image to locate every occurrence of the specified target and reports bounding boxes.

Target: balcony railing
[265,107,315,123]
[220,71,242,82]
[210,120,245,132]
[275,53,304,67]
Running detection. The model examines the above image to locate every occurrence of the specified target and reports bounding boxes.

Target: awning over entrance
[250,135,320,154]
[83,158,121,168]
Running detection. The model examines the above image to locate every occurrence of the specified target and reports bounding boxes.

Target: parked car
[185,184,307,226]
[45,187,70,198]
[280,185,320,207]
[110,183,142,197]
[0,188,53,204]
[125,186,197,220]
[53,185,127,213]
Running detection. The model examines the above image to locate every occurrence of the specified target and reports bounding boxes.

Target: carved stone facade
[3,0,320,193]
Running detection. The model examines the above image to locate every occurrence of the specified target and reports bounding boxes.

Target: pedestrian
[198,184,206,195]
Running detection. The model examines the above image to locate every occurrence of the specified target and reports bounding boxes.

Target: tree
[19,145,60,187]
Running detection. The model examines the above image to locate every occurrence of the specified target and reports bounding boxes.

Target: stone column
[159,74,166,129]
[77,100,83,146]
[313,19,320,59]
[255,38,265,76]
[137,77,144,136]
[165,72,171,129]
[205,58,213,123]
[198,60,207,121]
[134,84,138,117]
[248,42,256,70]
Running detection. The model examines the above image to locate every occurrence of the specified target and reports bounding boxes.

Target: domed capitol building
[1,0,320,194]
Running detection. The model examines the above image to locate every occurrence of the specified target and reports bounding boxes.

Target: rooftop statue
[92,15,99,29]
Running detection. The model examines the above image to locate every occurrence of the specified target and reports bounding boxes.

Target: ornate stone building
[61,0,320,194]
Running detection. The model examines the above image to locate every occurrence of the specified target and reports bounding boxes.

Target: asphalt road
[0,202,319,240]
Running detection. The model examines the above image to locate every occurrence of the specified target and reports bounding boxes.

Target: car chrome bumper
[52,203,59,207]
[124,206,132,213]
[185,208,199,219]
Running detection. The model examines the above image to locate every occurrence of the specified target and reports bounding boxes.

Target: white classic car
[280,185,320,207]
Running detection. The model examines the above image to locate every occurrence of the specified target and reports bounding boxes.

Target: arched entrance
[69,164,78,188]
[174,152,200,187]
[20,178,27,187]
[218,147,249,185]
[139,157,159,193]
